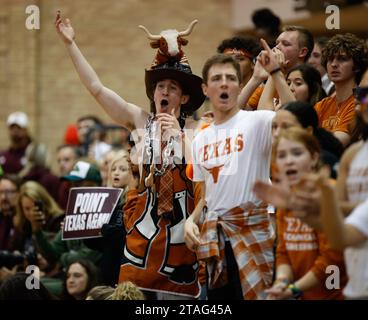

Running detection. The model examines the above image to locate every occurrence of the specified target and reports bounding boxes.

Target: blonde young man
[185,54,275,299]
[247,26,314,110]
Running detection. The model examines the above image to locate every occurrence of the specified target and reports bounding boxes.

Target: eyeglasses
[353,86,368,104]
[0,189,17,197]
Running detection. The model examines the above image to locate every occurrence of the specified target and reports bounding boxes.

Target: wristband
[270,67,282,75]
[288,283,303,299]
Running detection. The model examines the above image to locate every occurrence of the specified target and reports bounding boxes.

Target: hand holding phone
[33,200,46,225]
[34,200,44,212]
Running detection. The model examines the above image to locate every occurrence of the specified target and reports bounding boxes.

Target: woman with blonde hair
[14,181,63,235]
[5,181,64,276]
[106,149,130,190]
[98,148,120,187]
[110,281,145,300]
[84,148,136,287]
[86,285,114,300]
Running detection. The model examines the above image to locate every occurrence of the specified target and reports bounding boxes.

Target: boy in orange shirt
[314,33,368,147]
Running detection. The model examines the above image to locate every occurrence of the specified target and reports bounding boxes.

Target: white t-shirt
[192,110,274,215]
[346,141,368,204]
[343,198,368,298]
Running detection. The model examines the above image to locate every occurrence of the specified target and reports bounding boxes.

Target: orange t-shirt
[247,85,280,110]
[276,208,346,300]
[314,95,355,135]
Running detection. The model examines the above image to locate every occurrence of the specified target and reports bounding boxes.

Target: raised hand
[156,109,182,142]
[253,181,290,208]
[257,38,285,74]
[55,10,75,44]
[290,166,331,229]
[28,203,46,233]
[252,59,269,83]
[271,46,288,73]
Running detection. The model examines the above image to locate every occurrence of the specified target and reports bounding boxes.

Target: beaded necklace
[143,115,175,176]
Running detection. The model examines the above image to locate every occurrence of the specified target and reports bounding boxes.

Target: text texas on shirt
[62,187,122,240]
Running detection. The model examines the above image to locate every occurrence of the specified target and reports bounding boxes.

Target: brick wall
[0,0,231,172]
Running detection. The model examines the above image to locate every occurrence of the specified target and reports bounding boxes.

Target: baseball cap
[7,112,29,128]
[62,161,102,183]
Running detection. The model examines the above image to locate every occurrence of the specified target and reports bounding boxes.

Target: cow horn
[138,25,161,40]
[178,20,198,37]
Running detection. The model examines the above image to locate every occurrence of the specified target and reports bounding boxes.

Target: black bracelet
[270,67,282,75]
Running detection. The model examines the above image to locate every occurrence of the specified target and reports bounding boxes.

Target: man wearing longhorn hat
[55,11,205,299]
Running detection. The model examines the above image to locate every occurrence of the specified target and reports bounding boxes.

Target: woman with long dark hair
[62,259,100,300]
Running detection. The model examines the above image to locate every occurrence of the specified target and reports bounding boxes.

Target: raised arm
[55,11,148,129]
[257,76,276,110]
[237,59,268,110]
[257,39,296,110]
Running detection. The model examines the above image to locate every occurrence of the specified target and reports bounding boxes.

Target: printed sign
[62,187,122,240]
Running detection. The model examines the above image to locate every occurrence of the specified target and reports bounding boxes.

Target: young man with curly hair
[314,33,368,147]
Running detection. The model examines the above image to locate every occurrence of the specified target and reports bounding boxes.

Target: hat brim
[7,122,27,129]
[61,175,83,182]
[145,68,205,115]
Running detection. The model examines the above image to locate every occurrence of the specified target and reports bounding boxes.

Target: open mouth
[285,169,298,177]
[160,99,169,110]
[220,93,229,100]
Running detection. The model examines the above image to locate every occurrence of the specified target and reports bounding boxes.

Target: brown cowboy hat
[145,61,205,115]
